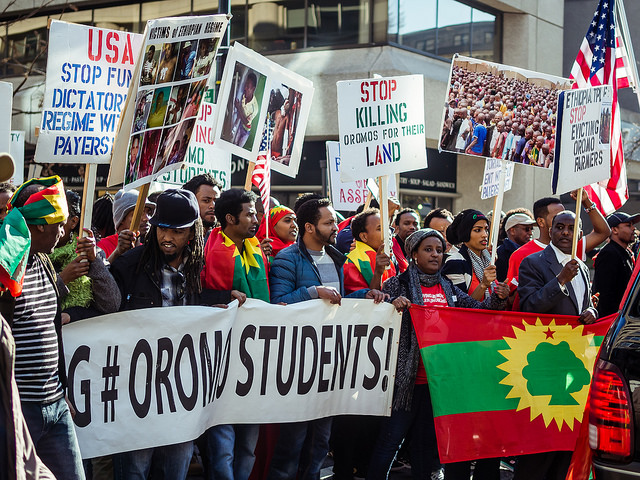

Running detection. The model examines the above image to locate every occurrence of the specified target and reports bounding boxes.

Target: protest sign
[326,141,398,211]
[439,55,572,167]
[35,21,143,164]
[0,82,12,154]
[10,131,25,185]
[158,101,231,189]
[214,43,314,178]
[480,157,514,200]
[552,85,613,194]
[336,75,427,182]
[108,15,229,188]
[63,298,400,458]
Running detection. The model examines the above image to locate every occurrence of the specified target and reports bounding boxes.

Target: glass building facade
[1,0,500,78]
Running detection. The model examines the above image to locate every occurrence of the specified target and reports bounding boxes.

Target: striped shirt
[12,256,63,403]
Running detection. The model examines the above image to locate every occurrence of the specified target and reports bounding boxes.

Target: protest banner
[9,132,25,185]
[214,43,314,178]
[63,298,401,458]
[326,141,398,212]
[439,54,572,167]
[0,82,12,155]
[108,14,229,189]
[480,157,514,200]
[336,75,427,182]
[552,85,613,195]
[158,101,231,189]
[34,21,143,165]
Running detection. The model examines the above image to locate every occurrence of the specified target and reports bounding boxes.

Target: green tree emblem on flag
[522,341,591,405]
[498,319,599,429]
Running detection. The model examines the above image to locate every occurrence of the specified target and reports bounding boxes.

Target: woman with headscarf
[256,205,298,262]
[441,210,509,479]
[368,228,509,480]
[442,209,498,301]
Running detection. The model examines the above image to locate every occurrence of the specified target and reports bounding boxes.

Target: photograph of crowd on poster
[259,83,304,168]
[439,55,572,168]
[220,62,266,151]
[118,15,228,188]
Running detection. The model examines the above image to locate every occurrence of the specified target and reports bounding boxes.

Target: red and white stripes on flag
[252,125,271,228]
[569,0,629,215]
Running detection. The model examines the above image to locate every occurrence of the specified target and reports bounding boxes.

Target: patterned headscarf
[256,205,296,260]
[0,176,69,296]
[9,176,68,225]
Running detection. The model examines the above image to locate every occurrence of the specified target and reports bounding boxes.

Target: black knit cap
[446,209,489,245]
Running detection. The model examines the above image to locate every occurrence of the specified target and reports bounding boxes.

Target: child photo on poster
[220,62,266,151]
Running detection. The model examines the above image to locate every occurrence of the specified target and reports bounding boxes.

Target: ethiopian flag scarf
[0,176,68,296]
[344,240,395,294]
[201,227,270,302]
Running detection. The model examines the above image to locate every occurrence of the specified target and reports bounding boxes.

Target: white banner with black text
[63,298,401,458]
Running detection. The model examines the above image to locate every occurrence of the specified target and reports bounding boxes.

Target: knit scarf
[468,248,492,298]
[393,263,456,411]
[49,234,93,310]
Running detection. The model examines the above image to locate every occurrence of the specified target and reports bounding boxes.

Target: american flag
[569,0,629,215]
[252,119,272,220]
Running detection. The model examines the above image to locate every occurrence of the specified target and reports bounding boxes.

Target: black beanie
[446,209,488,245]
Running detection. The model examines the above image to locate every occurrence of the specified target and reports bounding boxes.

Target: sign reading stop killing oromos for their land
[336,75,427,182]
[553,85,612,194]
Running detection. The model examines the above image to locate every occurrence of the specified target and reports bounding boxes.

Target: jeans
[112,441,193,480]
[267,418,333,480]
[21,397,85,480]
[205,424,260,480]
[367,384,440,480]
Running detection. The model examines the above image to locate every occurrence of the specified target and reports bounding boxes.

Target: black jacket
[0,253,67,390]
[519,245,594,316]
[592,240,634,317]
[110,246,230,311]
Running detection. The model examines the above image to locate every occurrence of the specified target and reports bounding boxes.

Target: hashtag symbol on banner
[101,345,120,423]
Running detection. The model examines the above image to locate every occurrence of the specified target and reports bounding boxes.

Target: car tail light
[589,359,633,462]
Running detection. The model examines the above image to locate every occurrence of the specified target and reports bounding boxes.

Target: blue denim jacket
[269,238,368,304]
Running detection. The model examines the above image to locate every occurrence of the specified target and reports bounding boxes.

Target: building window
[388,0,499,61]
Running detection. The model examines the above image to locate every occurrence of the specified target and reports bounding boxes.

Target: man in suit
[515,210,597,480]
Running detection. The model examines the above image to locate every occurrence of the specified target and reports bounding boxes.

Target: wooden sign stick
[489,159,507,265]
[129,182,151,234]
[244,161,256,191]
[379,175,391,257]
[571,186,584,260]
[78,163,98,239]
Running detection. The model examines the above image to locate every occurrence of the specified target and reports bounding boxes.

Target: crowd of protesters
[440,64,566,168]
[2,169,637,480]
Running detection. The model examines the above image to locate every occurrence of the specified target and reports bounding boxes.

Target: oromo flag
[410,306,612,463]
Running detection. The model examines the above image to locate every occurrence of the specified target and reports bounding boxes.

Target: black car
[590,269,639,478]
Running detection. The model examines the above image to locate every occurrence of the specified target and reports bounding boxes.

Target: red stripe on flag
[410,306,590,345]
[435,409,583,463]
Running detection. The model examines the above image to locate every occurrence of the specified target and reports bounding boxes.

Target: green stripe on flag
[422,339,520,417]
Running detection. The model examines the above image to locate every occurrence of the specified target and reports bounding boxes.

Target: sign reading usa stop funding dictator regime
[336,75,427,182]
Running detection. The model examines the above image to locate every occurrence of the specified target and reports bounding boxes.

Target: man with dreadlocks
[110,189,208,479]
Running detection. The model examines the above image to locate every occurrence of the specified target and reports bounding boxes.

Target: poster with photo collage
[111,14,228,189]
